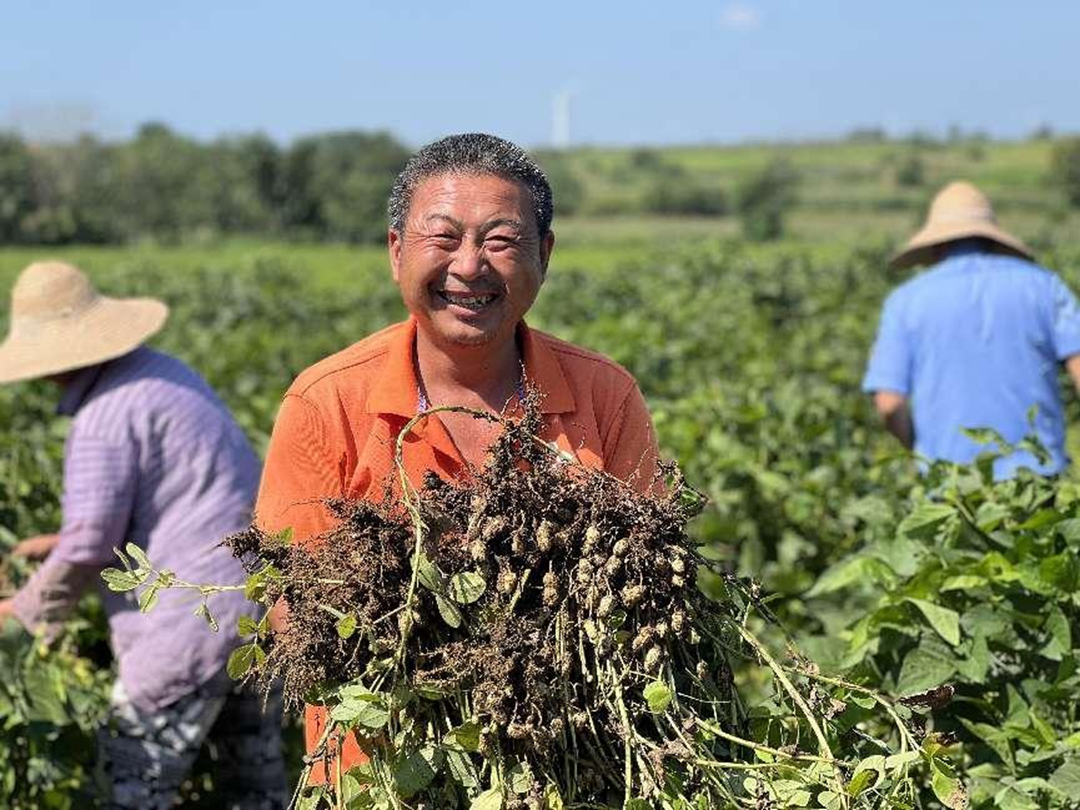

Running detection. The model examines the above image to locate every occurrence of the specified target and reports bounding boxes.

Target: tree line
[0,124,412,245]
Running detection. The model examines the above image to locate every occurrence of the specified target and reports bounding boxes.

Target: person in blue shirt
[863,180,1080,478]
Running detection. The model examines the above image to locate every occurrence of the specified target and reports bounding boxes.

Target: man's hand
[873,390,915,450]
[12,534,60,562]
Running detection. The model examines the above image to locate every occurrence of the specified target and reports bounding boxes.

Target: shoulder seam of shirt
[290,347,391,398]
[535,330,638,385]
[288,322,403,398]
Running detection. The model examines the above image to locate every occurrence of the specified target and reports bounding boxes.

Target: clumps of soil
[228,391,743,804]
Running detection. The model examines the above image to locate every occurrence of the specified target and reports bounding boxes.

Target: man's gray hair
[387,133,554,236]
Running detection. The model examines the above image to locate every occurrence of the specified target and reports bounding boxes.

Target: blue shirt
[863,245,1080,478]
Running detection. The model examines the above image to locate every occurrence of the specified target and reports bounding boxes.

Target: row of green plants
[2,243,1079,806]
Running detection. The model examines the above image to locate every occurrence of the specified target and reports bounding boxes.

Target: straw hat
[890,181,1035,270]
[0,261,168,385]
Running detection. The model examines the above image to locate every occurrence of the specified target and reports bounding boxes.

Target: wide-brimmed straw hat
[890,181,1035,270]
[0,261,168,385]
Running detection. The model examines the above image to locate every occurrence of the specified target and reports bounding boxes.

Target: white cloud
[719,3,761,30]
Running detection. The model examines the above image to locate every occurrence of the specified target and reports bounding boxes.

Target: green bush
[1051,138,1080,208]
[642,176,727,215]
[735,159,800,241]
[896,152,925,187]
[803,434,1080,809]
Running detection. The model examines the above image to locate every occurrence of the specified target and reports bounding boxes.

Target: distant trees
[895,152,925,187]
[0,125,411,245]
[0,135,36,242]
[624,150,728,216]
[1051,138,1080,208]
[735,159,799,241]
[533,151,586,217]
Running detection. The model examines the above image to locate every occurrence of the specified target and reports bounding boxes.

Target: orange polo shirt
[255,317,659,779]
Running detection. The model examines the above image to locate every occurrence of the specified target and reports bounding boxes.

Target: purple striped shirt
[12,347,260,711]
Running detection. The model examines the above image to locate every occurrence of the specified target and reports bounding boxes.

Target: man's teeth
[441,292,497,309]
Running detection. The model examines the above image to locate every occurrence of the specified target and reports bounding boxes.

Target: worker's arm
[873,390,914,451]
[11,534,61,561]
[11,431,136,638]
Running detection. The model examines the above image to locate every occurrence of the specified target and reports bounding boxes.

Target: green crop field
[3,137,1080,808]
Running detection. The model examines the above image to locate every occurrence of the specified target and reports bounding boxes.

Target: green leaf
[960,720,1014,768]
[124,542,152,571]
[849,755,886,795]
[446,749,479,789]
[1050,760,1080,797]
[962,426,1007,448]
[846,769,874,797]
[1039,553,1080,592]
[1042,607,1071,661]
[138,583,160,613]
[415,552,444,593]
[444,721,482,752]
[101,567,142,592]
[471,786,503,810]
[643,680,673,713]
[393,745,442,798]
[245,564,282,601]
[237,614,259,637]
[885,751,921,770]
[340,770,366,805]
[336,613,358,640]
[806,556,894,597]
[436,594,463,628]
[955,633,990,683]
[509,762,533,794]
[194,603,219,632]
[906,598,961,646]
[993,783,1037,810]
[940,575,987,592]
[900,503,956,537]
[544,783,565,810]
[931,765,969,809]
[330,688,390,730]
[1017,509,1063,531]
[226,644,259,680]
[897,641,956,695]
[270,527,294,545]
[448,571,487,604]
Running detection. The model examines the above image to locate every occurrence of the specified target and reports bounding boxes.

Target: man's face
[389,173,554,349]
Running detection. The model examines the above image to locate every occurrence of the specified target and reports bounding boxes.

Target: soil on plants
[227,391,740,804]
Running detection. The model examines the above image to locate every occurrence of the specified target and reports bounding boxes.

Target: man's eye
[485,236,518,250]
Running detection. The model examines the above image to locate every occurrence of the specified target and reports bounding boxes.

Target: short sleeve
[862,292,913,396]
[52,430,138,567]
[601,381,661,493]
[1048,274,1080,361]
[255,394,341,544]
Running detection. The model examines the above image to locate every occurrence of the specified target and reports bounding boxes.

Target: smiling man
[255,133,659,779]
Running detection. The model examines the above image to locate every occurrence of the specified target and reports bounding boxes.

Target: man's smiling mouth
[436,290,500,311]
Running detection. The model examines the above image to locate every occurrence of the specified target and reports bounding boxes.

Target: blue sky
[2,1,1078,147]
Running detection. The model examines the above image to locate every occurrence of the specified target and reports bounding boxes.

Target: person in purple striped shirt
[0,261,287,809]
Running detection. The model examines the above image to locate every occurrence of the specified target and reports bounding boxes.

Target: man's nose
[449,243,488,279]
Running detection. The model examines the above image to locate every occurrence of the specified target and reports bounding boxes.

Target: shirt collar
[943,238,989,259]
[56,363,107,417]
[367,317,576,417]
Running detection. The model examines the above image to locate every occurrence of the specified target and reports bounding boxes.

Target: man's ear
[539,230,555,279]
[388,229,403,284]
